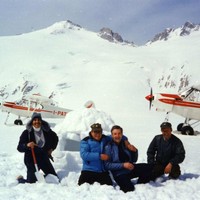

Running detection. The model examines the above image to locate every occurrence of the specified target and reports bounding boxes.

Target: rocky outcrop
[99,27,135,46]
[150,28,174,43]
[148,21,200,44]
[156,65,191,92]
[99,27,123,42]
[180,21,199,36]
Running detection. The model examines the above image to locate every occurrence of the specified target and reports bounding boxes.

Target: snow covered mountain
[0,20,200,132]
[148,21,200,44]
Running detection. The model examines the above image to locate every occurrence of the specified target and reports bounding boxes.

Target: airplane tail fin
[84,100,95,108]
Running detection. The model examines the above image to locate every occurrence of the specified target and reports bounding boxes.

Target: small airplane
[145,85,200,135]
[0,93,94,125]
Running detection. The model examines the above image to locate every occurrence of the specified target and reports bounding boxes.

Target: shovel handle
[31,147,37,165]
[31,147,40,172]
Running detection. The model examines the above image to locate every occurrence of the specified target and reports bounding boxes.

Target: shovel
[31,147,45,183]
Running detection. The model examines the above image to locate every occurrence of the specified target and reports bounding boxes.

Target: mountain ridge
[147,21,200,44]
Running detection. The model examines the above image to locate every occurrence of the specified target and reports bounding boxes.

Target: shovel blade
[35,172,45,183]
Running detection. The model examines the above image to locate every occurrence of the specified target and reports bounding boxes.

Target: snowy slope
[0,21,200,199]
[1,21,200,133]
[0,108,200,200]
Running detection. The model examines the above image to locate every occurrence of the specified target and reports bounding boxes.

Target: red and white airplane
[0,93,94,125]
[145,85,200,135]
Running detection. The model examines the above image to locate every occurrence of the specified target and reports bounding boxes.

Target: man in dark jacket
[104,125,153,193]
[17,112,58,183]
[147,122,185,180]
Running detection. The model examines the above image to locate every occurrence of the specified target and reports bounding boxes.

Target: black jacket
[147,134,185,166]
[17,120,58,165]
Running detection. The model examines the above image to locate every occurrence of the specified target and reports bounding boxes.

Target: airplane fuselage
[152,93,200,120]
[1,101,71,118]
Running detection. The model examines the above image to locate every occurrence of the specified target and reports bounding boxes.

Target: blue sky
[0,0,200,45]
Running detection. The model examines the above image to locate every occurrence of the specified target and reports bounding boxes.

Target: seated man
[147,122,185,180]
[104,125,152,193]
[78,123,131,186]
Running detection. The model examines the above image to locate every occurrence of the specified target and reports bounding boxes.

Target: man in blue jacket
[17,112,58,183]
[147,122,185,180]
[78,123,131,186]
[78,123,113,186]
[104,125,153,193]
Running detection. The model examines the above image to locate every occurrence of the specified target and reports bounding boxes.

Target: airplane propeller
[145,88,154,110]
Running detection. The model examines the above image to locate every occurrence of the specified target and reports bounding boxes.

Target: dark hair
[111,125,123,133]
[31,112,42,123]
[160,122,172,130]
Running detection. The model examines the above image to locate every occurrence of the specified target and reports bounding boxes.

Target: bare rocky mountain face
[99,27,135,46]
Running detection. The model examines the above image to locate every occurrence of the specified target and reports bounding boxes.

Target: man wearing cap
[147,122,185,180]
[78,123,131,186]
[17,112,58,183]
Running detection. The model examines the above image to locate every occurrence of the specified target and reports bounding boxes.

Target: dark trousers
[114,163,153,193]
[26,153,57,183]
[150,163,181,181]
[78,170,113,186]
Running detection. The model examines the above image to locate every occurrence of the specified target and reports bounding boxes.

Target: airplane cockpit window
[30,102,36,108]
[36,104,43,109]
[184,89,200,102]
[16,99,28,106]
[30,102,43,109]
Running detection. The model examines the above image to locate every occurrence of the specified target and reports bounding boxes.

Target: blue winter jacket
[104,140,138,177]
[80,134,128,173]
